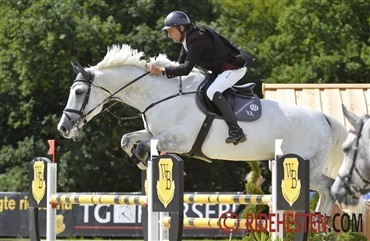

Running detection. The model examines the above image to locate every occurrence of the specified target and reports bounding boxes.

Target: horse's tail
[323,114,349,179]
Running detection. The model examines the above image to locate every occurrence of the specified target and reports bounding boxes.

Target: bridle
[337,115,370,197]
[63,68,149,130]
[63,63,195,134]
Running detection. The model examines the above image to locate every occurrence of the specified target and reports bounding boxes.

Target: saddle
[186,74,262,161]
[195,74,262,121]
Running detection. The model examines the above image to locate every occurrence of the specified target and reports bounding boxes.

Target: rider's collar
[182,36,188,51]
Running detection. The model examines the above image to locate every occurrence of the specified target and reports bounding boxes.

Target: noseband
[338,115,370,197]
[63,70,149,130]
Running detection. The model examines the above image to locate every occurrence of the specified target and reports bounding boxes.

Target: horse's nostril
[59,125,67,133]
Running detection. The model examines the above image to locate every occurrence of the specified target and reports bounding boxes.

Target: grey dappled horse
[331,106,370,210]
[57,44,349,217]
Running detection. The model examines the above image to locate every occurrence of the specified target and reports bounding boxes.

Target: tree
[0,0,149,192]
[210,0,292,95]
[258,0,370,83]
[2,0,367,193]
[0,0,248,193]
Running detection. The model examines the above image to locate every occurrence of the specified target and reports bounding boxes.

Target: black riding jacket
[165,24,234,78]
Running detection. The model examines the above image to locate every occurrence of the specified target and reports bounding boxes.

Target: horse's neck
[96,66,204,112]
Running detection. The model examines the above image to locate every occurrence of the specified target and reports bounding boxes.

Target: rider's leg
[212,92,246,144]
[207,67,247,144]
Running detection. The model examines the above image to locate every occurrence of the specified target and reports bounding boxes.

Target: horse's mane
[96,44,176,70]
[150,53,204,75]
[96,44,203,75]
[149,54,174,67]
[96,44,147,70]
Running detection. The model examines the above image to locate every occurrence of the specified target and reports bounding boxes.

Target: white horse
[331,106,370,209]
[57,44,348,216]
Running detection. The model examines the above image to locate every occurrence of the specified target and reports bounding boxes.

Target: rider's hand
[146,64,165,75]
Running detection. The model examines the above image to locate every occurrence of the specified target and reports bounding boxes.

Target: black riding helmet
[162,11,191,30]
[162,11,190,42]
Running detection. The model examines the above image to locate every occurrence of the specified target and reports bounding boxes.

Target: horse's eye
[75,89,83,95]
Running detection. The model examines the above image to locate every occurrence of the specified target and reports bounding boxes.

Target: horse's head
[57,62,105,139]
[57,44,203,140]
[58,45,148,139]
[331,105,370,208]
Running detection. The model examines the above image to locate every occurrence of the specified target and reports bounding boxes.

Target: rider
[147,11,249,145]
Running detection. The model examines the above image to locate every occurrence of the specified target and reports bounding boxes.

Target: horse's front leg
[121,130,152,169]
[131,129,190,164]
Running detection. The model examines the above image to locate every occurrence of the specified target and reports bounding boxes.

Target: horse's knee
[121,133,141,152]
[121,135,131,153]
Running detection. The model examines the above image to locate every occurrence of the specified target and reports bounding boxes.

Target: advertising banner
[0,192,246,238]
[2,192,369,238]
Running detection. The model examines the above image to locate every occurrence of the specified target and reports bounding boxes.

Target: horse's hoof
[132,140,150,160]
[130,152,147,170]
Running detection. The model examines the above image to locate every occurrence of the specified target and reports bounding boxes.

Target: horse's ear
[342,104,360,128]
[75,62,90,78]
[71,62,80,74]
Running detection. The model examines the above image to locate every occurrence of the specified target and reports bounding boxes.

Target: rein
[140,76,195,135]
[89,71,150,116]
[338,115,370,196]
[63,70,196,131]
[63,71,149,126]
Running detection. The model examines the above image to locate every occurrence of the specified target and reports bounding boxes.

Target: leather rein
[63,70,195,134]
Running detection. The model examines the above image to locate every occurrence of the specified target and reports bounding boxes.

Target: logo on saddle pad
[156,158,175,208]
[32,161,46,204]
[281,157,301,206]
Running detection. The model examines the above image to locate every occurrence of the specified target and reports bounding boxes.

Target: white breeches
[206,67,247,100]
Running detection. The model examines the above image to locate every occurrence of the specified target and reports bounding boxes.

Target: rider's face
[167,26,184,43]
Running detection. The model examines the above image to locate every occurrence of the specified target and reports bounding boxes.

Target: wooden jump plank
[320,88,343,123]
[263,83,370,91]
[298,88,322,111]
[341,89,368,128]
[262,83,370,129]
[274,89,296,105]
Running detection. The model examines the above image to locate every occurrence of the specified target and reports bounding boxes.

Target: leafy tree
[1,0,367,194]
[0,0,143,192]
[210,0,292,95]
[0,0,248,193]
[258,0,370,83]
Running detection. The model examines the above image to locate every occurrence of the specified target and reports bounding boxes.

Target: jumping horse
[57,44,349,217]
[331,106,370,210]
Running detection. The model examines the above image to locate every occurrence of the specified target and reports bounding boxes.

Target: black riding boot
[212,92,247,145]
